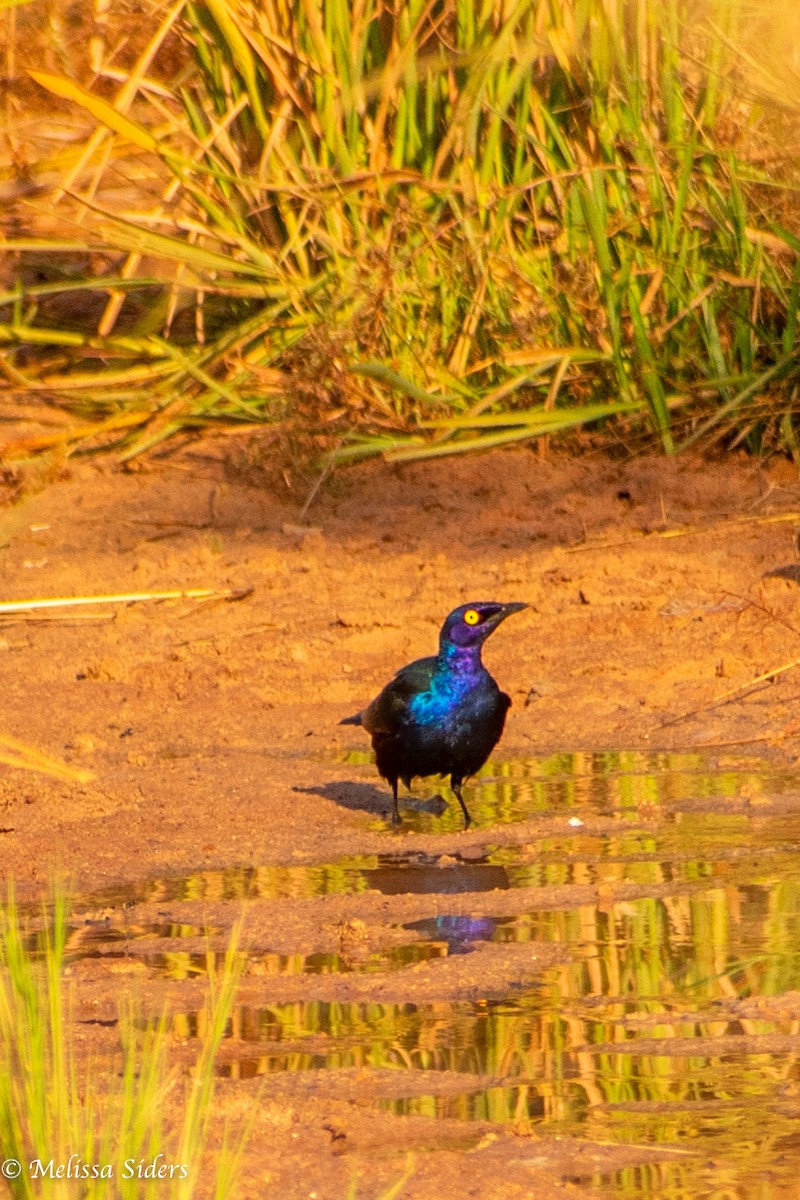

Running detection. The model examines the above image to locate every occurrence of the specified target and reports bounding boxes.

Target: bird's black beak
[484,601,527,630]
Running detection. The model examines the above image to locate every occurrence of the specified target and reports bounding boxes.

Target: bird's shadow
[764,563,800,584]
[294,781,448,821]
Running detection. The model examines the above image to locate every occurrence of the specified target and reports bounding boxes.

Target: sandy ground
[3,441,800,1198]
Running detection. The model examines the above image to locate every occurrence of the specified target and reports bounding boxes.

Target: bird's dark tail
[339,712,363,726]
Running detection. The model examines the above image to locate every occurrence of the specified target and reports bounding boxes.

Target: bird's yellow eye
[464,608,480,626]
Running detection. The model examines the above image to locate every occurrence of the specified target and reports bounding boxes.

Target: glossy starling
[340,601,526,826]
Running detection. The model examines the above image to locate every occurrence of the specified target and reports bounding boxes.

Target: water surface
[69,751,800,1199]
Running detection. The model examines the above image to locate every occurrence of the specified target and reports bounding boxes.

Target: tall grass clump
[0,887,245,1198]
[1,0,798,464]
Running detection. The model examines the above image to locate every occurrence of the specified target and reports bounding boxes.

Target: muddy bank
[3,445,800,887]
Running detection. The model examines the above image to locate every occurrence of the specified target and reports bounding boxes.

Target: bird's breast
[407,670,495,728]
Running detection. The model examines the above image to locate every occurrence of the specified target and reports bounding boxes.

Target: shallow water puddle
[71,752,800,1198]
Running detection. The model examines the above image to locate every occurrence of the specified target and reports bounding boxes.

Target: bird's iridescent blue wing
[360,656,436,734]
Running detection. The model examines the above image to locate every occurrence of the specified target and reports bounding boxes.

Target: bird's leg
[390,777,401,826]
[451,777,472,828]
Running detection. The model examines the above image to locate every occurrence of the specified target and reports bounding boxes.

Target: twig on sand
[0,734,94,784]
[0,587,252,615]
[567,509,800,553]
[657,656,800,729]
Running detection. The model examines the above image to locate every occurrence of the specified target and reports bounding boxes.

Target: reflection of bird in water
[432,914,499,953]
[406,914,500,954]
[341,601,527,826]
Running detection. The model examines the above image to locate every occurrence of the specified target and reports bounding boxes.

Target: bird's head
[440,601,527,651]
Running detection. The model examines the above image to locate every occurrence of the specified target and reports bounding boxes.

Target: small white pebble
[568,816,584,827]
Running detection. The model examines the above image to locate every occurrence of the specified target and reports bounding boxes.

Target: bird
[340,601,526,827]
